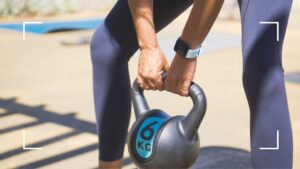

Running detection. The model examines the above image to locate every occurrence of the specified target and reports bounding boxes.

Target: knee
[90,24,123,68]
[242,44,284,85]
[242,65,284,111]
[242,63,284,94]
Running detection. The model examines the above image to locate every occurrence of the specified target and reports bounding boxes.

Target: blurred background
[0,0,300,19]
[0,0,107,16]
[0,0,299,169]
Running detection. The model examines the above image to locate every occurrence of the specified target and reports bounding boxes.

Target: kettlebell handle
[180,81,207,140]
[131,72,207,140]
[131,79,150,118]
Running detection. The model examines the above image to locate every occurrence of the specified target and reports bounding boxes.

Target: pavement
[0,9,299,169]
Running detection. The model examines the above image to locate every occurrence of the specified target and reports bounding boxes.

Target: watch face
[179,44,188,56]
[177,47,187,57]
[174,38,190,57]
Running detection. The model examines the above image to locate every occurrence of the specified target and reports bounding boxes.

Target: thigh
[238,0,292,66]
[104,0,193,63]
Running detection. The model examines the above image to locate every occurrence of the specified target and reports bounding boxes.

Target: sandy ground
[0,8,299,169]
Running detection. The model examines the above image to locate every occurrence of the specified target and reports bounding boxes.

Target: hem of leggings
[99,155,123,162]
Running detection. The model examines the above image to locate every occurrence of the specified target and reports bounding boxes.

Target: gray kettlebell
[128,73,207,169]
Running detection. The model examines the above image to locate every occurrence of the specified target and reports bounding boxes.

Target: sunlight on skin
[99,159,123,169]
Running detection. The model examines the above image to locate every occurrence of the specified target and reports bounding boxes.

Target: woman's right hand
[138,47,169,91]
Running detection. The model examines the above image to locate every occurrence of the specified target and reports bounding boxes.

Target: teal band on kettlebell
[135,115,168,159]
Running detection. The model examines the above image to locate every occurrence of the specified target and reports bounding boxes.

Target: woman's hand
[162,0,223,96]
[138,47,169,91]
[165,54,197,96]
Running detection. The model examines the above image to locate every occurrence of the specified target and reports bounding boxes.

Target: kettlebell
[128,73,207,169]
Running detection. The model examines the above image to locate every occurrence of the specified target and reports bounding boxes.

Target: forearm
[128,0,158,49]
[181,0,224,48]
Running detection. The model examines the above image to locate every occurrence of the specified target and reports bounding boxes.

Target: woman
[90,0,293,168]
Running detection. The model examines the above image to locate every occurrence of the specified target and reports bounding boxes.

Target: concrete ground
[0,8,299,169]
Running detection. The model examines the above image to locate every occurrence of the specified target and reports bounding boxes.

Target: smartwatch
[174,37,203,59]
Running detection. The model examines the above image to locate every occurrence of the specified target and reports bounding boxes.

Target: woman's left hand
[164,54,197,96]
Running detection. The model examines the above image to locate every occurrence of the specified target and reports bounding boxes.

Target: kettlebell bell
[128,73,207,169]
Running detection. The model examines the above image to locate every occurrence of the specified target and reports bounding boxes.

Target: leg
[98,159,123,169]
[90,0,193,168]
[238,0,293,168]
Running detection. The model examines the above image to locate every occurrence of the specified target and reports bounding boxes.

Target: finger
[137,75,144,89]
[145,78,157,90]
[154,77,164,91]
[142,81,150,90]
[178,80,190,97]
[164,76,171,91]
[139,73,151,90]
[174,79,181,95]
[165,74,177,94]
[142,73,157,90]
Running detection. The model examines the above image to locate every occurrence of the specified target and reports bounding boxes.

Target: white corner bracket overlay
[259,21,279,42]
[259,130,280,150]
[22,21,43,41]
[22,130,43,150]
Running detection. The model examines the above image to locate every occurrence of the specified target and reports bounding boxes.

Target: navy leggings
[90,0,293,168]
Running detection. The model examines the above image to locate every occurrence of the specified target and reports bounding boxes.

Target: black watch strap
[174,38,189,57]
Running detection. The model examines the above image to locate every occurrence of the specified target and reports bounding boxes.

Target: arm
[128,0,157,49]
[128,0,224,94]
[128,0,169,91]
[165,0,224,96]
[181,0,224,48]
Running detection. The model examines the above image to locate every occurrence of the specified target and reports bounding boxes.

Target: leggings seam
[241,0,250,27]
[268,0,283,71]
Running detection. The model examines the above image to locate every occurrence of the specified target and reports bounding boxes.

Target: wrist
[136,23,159,50]
[175,53,197,61]
[138,33,159,50]
[140,46,161,59]
[139,43,159,50]
[139,42,160,51]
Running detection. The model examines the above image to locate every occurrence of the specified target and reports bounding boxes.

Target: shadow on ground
[192,146,253,169]
[0,97,130,169]
[0,97,253,169]
[285,71,300,84]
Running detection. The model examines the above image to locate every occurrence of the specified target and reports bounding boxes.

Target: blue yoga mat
[0,18,103,34]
